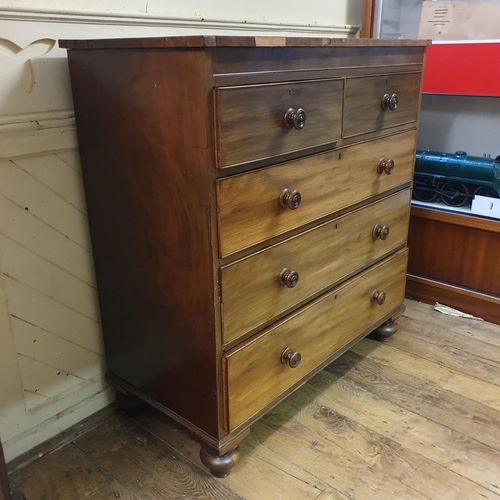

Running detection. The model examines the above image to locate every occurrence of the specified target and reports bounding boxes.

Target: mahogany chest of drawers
[60,35,428,477]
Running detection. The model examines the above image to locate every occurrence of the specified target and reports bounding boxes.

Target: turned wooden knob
[372,224,390,240]
[371,290,386,305]
[279,268,299,288]
[381,93,398,111]
[279,189,301,209]
[281,347,301,368]
[284,108,306,130]
[377,158,394,175]
[389,93,399,110]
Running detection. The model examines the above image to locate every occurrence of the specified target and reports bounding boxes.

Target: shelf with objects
[406,39,500,324]
[360,1,500,322]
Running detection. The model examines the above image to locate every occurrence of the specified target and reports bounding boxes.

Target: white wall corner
[3,385,113,462]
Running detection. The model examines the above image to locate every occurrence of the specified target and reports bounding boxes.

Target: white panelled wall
[0,1,362,462]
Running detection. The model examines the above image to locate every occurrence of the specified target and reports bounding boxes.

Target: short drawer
[221,189,411,345]
[215,79,343,168]
[224,249,408,431]
[217,130,416,257]
[343,73,422,137]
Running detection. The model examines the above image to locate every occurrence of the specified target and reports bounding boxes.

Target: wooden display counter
[406,204,500,324]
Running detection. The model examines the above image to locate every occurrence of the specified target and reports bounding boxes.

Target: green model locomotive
[413,150,500,207]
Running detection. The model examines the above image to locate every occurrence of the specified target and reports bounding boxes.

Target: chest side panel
[67,48,221,436]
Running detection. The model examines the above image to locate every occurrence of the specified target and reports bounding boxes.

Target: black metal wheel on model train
[413,186,438,202]
[440,182,469,207]
[474,186,500,198]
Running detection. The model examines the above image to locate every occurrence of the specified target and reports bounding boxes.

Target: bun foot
[114,391,148,417]
[369,318,399,341]
[200,447,240,478]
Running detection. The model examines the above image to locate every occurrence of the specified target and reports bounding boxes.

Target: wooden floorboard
[350,340,500,412]
[8,299,500,500]
[9,444,137,500]
[73,414,243,500]
[325,350,500,450]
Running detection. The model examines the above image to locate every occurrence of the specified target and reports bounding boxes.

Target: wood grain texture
[382,317,500,388]
[402,298,500,348]
[9,444,135,500]
[11,299,500,499]
[256,380,495,500]
[74,414,242,500]
[361,0,376,38]
[254,409,431,500]
[257,385,499,500]
[351,335,500,412]
[326,349,500,450]
[406,275,500,325]
[59,39,425,470]
[407,203,500,325]
[135,412,324,500]
[213,64,425,88]
[67,48,221,436]
[60,36,430,50]
[307,371,500,494]
[407,206,500,297]
[216,79,343,168]
[221,189,411,344]
[410,205,500,233]
[217,130,416,256]
[343,72,422,137]
[225,250,408,430]
[212,45,425,77]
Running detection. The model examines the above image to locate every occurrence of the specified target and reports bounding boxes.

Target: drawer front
[224,249,408,431]
[221,189,411,345]
[217,130,416,257]
[343,73,421,137]
[215,79,343,168]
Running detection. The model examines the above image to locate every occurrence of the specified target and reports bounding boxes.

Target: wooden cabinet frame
[361,0,376,38]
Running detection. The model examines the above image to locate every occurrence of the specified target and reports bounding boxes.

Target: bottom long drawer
[224,248,408,431]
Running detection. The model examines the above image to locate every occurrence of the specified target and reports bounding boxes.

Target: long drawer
[215,79,343,168]
[217,130,416,257]
[224,248,408,431]
[343,72,421,137]
[221,189,411,345]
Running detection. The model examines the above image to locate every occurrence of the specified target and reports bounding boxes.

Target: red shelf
[422,42,500,97]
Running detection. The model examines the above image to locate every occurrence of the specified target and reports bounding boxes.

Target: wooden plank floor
[8,299,500,500]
